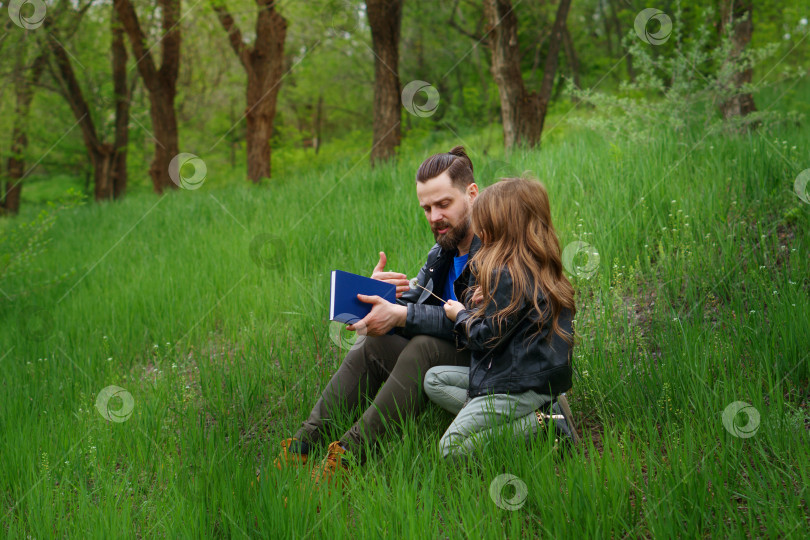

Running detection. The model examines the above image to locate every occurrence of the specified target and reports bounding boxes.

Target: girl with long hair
[424,177,577,458]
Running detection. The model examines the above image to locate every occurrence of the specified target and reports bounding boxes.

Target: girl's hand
[471,286,483,304]
[443,299,465,321]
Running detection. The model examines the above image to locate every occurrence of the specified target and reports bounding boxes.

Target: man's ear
[467,183,479,200]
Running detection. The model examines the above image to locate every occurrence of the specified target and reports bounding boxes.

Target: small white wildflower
[801,18,808,26]
[106,357,112,362]
[750,310,756,314]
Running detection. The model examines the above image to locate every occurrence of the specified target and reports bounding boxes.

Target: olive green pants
[294,333,470,460]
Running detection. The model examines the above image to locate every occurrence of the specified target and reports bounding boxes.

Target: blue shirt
[443,253,469,302]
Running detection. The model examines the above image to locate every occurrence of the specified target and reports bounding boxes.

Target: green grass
[1,92,809,538]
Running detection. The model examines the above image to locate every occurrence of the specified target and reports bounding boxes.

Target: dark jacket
[454,268,573,398]
[394,235,482,343]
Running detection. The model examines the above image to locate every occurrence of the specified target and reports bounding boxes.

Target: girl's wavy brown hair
[463,177,575,346]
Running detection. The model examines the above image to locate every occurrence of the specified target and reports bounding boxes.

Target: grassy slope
[1,89,808,538]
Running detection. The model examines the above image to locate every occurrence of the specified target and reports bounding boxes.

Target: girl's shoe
[534,395,581,452]
[554,395,581,446]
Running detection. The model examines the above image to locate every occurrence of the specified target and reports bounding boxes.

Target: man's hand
[346,294,407,336]
[443,299,466,322]
[371,251,410,298]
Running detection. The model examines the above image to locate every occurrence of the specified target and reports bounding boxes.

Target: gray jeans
[424,365,552,458]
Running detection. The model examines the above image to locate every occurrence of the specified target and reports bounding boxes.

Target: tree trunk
[114,0,180,193]
[536,0,571,136]
[2,48,48,216]
[314,93,323,154]
[561,24,580,101]
[719,0,756,120]
[213,0,287,183]
[111,7,131,199]
[607,0,635,82]
[366,0,403,165]
[44,7,133,201]
[484,0,571,150]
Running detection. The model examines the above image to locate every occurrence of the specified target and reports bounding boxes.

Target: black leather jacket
[394,235,482,343]
[454,268,574,398]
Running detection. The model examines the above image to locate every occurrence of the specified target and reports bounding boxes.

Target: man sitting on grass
[271,146,577,488]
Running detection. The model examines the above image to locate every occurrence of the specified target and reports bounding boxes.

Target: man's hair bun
[448,146,473,173]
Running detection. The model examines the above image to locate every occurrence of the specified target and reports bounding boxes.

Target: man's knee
[423,366,441,401]
[398,334,442,366]
[342,334,402,371]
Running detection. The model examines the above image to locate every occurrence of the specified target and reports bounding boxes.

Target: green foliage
[0,188,85,300]
[568,3,807,141]
[1,93,808,535]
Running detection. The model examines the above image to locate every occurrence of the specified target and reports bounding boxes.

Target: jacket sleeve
[454,269,527,352]
[402,303,455,340]
[390,251,456,340]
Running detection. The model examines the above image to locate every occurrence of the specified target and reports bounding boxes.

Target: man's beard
[432,213,471,252]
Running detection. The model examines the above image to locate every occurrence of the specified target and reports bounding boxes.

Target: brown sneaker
[273,438,309,470]
[310,441,350,491]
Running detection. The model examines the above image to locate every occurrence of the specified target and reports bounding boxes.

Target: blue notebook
[329,270,397,326]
